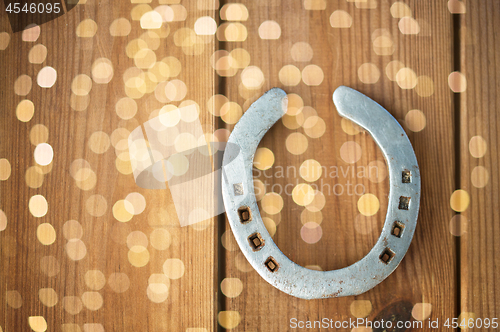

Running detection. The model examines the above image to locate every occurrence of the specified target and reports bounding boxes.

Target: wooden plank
[218,0,456,330]
[460,0,500,325]
[0,1,217,331]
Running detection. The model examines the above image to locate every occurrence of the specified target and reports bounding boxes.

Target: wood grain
[0,1,217,331]
[220,1,457,330]
[1,1,499,331]
[460,0,500,324]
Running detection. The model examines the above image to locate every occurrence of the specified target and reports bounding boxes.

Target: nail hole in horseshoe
[379,248,395,264]
[238,206,252,223]
[248,232,265,251]
[265,256,279,272]
[391,221,405,238]
[398,196,411,210]
[402,170,411,183]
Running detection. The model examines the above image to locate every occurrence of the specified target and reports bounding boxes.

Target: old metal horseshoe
[221,86,420,299]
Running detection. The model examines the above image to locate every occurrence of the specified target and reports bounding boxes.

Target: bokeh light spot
[450,189,470,212]
[357,193,380,216]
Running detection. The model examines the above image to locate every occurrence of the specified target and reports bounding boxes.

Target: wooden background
[0,0,498,331]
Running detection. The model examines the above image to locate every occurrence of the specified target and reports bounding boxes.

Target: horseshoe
[221,86,420,299]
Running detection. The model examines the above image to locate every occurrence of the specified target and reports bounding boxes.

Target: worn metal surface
[221,86,421,299]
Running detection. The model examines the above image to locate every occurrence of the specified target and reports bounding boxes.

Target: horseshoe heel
[221,86,420,299]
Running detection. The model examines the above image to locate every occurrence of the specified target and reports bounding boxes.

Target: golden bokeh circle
[305,190,326,212]
[218,311,241,330]
[113,200,134,222]
[405,109,426,132]
[258,20,281,40]
[357,193,380,216]
[14,74,32,96]
[450,189,470,212]
[163,258,185,279]
[0,209,7,231]
[358,63,380,84]
[92,58,114,84]
[468,136,487,158]
[62,220,83,240]
[300,222,323,244]
[71,74,92,96]
[300,209,323,226]
[108,272,130,293]
[299,159,322,182]
[37,223,56,245]
[88,131,111,154]
[220,102,242,124]
[110,18,131,36]
[65,239,87,261]
[28,44,47,64]
[415,76,435,97]
[291,42,313,62]
[366,160,388,183]
[341,118,362,135]
[28,317,46,332]
[285,132,308,155]
[301,65,324,86]
[0,32,11,49]
[398,17,420,35]
[330,10,353,28]
[385,60,405,81]
[39,288,58,307]
[22,24,40,42]
[76,19,98,38]
[125,192,146,215]
[30,124,49,145]
[128,246,150,267]
[471,166,489,188]
[350,300,373,318]
[34,143,54,166]
[6,290,23,309]
[29,194,48,217]
[85,270,106,290]
[412,303,432,321]
[340,141,362,164]
[390,2,412,18]
[292,183,315,206]
[282,113,305,129]
[0,159,11,181]
[220,278,243,298]
[81,292,103,311]
[253,179,266,201]
[261,192,284,215]
[449,214,467,236]
[253,147,275,170]
[354,214,378,235]
[241,66,264,89]
[221,230,239,252]
[396,68,417,89]
[286,93,304,116]
[448,71,467,93]
[16,99,35,122]
[279,65,301,86]
[303,117,326,138]
[37,66,57,88]
[150,228,172,250]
